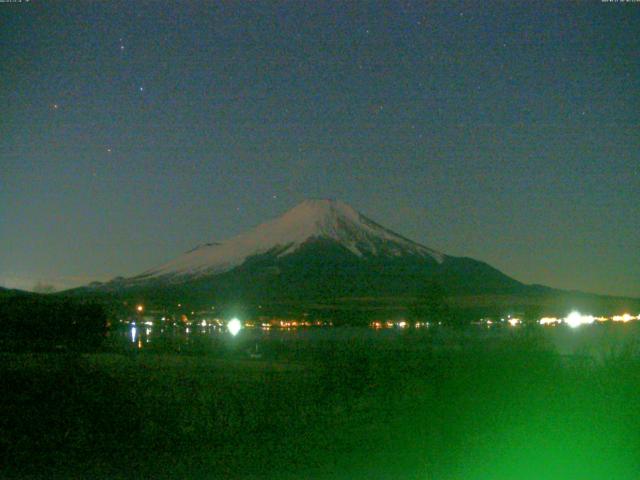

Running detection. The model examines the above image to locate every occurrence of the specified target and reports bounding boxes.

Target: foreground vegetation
[0,292,108,351]
[2,327,640,479]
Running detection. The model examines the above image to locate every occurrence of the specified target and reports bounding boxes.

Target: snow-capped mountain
[92,198,531,312]
[77,199,640,318]
[132,199,445,282]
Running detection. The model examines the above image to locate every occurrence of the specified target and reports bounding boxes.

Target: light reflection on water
[118,323,233,352]
[115,322,414,354]
[108,321,640,360]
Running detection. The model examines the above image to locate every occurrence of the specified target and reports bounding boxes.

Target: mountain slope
[90,199,531,309]
[130,199,445,284]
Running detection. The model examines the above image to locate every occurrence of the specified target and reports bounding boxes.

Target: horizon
[1,197,638,300]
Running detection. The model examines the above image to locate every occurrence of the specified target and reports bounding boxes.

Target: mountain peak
[134,199,445,281]
[290,197,355,213]
[279,198,359,225]
[274,198,362,235]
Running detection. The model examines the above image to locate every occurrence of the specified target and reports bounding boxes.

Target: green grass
[2,329,640,479]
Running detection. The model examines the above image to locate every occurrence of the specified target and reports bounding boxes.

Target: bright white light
[397,321,407,328]
[130,326,137,342]
[201,320,207,327]
[228,318,242,336]
[565,311,594,328]
[508,318,521,327]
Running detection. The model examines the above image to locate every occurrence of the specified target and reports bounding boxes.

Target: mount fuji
[134,199,446,282]
[88,199,536,311]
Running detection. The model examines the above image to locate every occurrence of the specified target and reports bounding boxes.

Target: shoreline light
[539,317,561,326]
[612,313,635,323]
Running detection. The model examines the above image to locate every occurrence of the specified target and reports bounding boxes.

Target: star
[139,86,144,92]
[51,103,59,110]
[370,103,385,115]
[106,148,112,153]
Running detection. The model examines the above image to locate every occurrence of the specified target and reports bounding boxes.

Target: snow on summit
[135,199,444,281]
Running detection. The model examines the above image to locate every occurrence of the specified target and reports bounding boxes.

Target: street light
[227,318,242,336]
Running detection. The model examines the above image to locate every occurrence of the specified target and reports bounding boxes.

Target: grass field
[2,326,640,479]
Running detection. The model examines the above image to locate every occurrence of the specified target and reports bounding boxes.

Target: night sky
[1,1,639,297]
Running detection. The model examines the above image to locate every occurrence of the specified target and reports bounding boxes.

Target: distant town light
[508,318,521,327]
[228,318,242,336]
[612,313,634,323]
[539,317,561,326]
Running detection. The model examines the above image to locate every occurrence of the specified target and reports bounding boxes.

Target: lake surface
[106,320,640,362]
